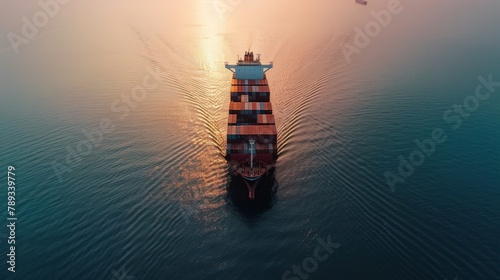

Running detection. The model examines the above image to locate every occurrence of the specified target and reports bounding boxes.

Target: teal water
[1,1,499,279]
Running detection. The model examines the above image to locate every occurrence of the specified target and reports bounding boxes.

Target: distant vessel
[355,0,368,5]
[225,52,277,199]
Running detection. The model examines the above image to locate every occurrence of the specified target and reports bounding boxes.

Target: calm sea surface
[1,1,499,279]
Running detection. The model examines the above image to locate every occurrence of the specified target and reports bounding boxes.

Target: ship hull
[225,52,277,200]
[230,162,275,181]
[229,165,276,200]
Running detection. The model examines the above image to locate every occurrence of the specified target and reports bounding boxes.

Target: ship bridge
[225,51,272,80]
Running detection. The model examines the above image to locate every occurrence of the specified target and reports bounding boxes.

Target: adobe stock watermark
[384,74,499,191]
[212,0,243,21]
[282,235,340,280]
[51,66,162,182]
[111,265,135,280]
[341,0,411,64]
[7,0,72,54]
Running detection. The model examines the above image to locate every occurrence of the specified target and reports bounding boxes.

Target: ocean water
[0,1,499,279]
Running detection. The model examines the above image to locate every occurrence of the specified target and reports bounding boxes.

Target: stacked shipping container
[227,74,278,161]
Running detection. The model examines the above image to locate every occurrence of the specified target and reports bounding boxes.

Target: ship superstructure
[225,52,277,199]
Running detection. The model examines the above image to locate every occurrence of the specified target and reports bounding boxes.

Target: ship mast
[249,139,255,168]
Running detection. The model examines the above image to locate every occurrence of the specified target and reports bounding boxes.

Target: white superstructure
[225,51,273,80]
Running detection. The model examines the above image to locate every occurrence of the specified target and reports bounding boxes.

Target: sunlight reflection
[195,2,226,72]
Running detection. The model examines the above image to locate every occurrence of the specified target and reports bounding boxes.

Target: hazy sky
[1,0,500,95]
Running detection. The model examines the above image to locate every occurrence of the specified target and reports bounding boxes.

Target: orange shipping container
[228,114,237,124]
[229,102,273,111]
[230,85,270,93]
[227,142,276,151]
[227,125,277,135]
[257,114,275,124]
[231,78,268,86]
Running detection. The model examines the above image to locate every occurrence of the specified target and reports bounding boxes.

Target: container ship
[225,51,277,200]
